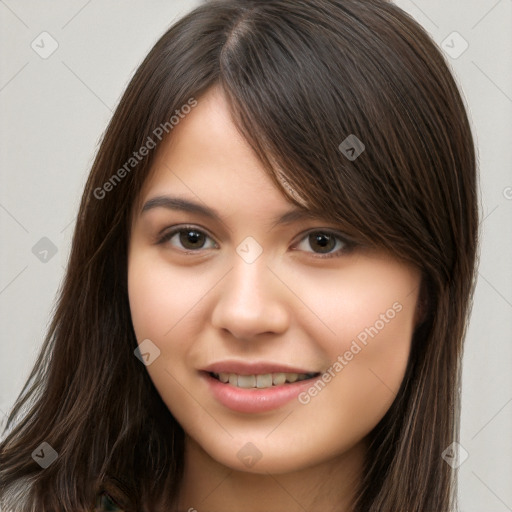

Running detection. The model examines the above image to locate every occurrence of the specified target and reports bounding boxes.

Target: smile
[210,371,318,389]
[202,369,322,413]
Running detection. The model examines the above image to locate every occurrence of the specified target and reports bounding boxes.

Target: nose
[210,256,290,341]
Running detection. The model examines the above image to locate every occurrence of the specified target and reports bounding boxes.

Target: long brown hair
[0,0,478,510]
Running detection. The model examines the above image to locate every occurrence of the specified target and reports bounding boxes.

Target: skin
[127,85,422,512]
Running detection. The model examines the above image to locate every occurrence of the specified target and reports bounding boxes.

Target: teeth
[213,372,315,389]
[256,374,273,388]
[237,375,256,388]
[272,373,286,386]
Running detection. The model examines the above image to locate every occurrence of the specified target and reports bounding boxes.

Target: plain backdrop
[0,1,511,510]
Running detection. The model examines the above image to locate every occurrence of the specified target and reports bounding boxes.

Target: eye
[293,230,354,258]
[157,225,217,252]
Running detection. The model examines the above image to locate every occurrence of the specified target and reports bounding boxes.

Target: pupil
[310,233,334,253]
[180,230,204,249]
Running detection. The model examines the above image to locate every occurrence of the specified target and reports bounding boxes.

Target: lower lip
[201,372,316,413]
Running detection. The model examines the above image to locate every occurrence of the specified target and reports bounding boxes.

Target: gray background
[0,1,511,510]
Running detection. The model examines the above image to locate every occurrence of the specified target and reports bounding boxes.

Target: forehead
[135,86,312,225]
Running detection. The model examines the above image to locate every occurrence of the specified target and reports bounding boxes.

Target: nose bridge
[225,255,275,315]
[210,251,289,338]
[231,254,262,296]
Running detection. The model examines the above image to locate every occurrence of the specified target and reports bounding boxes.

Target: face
[127,85,422,475]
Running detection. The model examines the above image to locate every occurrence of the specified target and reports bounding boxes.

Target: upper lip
[201,361,318,375]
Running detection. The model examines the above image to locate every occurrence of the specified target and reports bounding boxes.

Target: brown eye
[158,226,217,252]
[308,233,337,253]
[294,230,353,258]
[179,229,207,250]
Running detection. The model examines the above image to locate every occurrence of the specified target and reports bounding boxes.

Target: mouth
[200,361,323,412]
[207,371,321,389]
[201,364,322,413]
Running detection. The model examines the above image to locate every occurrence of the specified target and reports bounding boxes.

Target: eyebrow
[140,195,320,229]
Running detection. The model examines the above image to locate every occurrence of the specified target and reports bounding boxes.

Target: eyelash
[156,225,355,259]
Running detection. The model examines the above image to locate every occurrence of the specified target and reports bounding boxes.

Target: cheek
[128,251,208,344]
[128,260,175,341]
[127,250,223,405]
[127,253,205,414]
[294,265,418,434]
[330,288,415,381]
[333,304,413,416]
[128,271,165,352]
[289,260,418,353]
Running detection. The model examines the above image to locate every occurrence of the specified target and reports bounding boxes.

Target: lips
[199,361,321,413]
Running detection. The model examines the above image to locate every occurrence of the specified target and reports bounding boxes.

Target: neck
[176,435,366,512]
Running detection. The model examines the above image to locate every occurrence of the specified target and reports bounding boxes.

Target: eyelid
[156,224,219,249]
[293,227,353,245]
[156,224,355,257]
[291,228,355,258]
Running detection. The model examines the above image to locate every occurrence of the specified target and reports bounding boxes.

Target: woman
[0,0,478,510]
